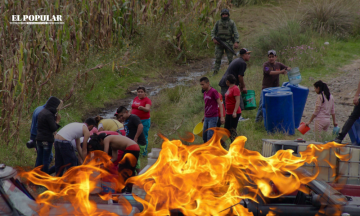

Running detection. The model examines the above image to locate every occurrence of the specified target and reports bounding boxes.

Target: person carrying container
[334,80,360,143]
[95,116,123,133]
[211,8,240,75]
[130,87,152,157]
[255,50,291,122]
[54,118,96,176]
[200,77,225,143]
[218,48,251,116]
[306,81,337,139]
[224,74,242,142]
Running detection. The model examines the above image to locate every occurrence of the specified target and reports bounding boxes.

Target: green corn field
[0,0,233,145]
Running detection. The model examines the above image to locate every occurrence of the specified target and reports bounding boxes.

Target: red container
[298,122,310,135]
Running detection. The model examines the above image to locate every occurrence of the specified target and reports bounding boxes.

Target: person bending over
[88,133,140,193]
[54,118,96,176]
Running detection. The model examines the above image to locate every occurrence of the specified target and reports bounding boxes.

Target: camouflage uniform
[211,18,240,74]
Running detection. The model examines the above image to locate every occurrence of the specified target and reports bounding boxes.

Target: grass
[2,0,360,170]
[302,0,359,37]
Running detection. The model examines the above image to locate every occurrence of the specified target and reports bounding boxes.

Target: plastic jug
[332,126,340,135]
[287,67,302,86]
[298,122,310,135]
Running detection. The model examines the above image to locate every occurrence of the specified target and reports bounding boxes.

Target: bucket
[193,122,203,137]
[241,90,257,110]
[333,126,340,135]
[287,67,302,86]
[298,122,310,135]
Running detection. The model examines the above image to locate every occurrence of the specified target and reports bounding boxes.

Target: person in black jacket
[35,96,62,174]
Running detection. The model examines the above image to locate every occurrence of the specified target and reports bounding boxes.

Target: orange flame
[128,128,348,215]
[19,129,349,215]
[19,151,131,215]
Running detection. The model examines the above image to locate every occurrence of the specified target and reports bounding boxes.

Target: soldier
[211,8,240,75]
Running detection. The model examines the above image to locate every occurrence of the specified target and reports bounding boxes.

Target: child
[306,81,337,138]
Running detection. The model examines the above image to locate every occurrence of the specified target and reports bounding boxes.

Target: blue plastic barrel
[283,83,309,128]
[265,91,295,135]
[262,86,291,127]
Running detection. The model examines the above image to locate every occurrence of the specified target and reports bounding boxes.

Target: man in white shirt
[54,118,96,176]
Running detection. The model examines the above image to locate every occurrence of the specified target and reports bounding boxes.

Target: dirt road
[302,59,360,142]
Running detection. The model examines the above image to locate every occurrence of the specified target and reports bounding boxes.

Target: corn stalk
[0,0,229,146]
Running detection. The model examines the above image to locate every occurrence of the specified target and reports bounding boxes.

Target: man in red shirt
[255,50,291,122]
[200,77,225,143]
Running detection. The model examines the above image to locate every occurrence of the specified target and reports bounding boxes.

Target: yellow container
[193,122,203,137]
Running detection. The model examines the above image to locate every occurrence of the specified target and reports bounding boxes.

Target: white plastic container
[287,67,302,86]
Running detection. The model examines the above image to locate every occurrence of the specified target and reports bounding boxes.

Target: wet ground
[302,59,360,142]
[86,57,230,119]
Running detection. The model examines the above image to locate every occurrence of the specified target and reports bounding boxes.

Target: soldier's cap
[239,48,252,55]
[268,50,276,56]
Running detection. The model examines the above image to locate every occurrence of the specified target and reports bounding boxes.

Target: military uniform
[211,17,240,74]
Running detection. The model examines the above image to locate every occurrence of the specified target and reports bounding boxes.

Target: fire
[128,128,348,215]
[19,151,131,215]
[19,128,348,215]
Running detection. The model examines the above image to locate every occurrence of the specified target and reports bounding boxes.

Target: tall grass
[301,0,359,37]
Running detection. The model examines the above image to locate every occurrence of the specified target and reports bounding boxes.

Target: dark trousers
[54,140,78,176]
[224,113,241,142]
[118,150,140,193]
[35,141,54,174]
[220,86,245,111]
[338,99,360,140]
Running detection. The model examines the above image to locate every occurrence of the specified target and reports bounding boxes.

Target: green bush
[301,0,357,36]
[232,0,270,7]
[254,20,312,55]
[166,86,184,103]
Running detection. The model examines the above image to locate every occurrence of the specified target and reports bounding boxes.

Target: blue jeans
[54,139,78,176]
[32,138,54,166]
[141,118,151,156]
[255,93,263,122]
[203,117,219,143]
[35,141,54,174]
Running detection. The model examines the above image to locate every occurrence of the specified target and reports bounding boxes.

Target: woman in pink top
[306,81,337,137]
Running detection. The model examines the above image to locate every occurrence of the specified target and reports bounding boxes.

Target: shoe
[333,138,343,144]
[238,116,249,122]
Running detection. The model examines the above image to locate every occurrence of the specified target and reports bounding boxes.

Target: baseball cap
[239,48,252,55]
[268,50,276,56]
